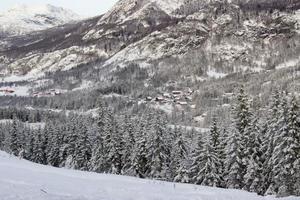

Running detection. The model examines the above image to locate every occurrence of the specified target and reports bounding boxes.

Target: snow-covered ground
[0,151,298,200]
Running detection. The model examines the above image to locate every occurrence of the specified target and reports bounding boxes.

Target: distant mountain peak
[0,4,81,37]
[99,0,185,24]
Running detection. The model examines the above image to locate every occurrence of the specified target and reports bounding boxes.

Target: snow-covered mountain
[99,0,185,24]
[0,0,300,113]
[0,4,80,37]
[1,0,299,75]
[0,151,298,200]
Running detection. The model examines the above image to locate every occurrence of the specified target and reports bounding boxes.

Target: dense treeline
[0,107,65,123]
[0,88,299,197]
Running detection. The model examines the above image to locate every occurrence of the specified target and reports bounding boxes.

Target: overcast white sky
[0,0,119,17]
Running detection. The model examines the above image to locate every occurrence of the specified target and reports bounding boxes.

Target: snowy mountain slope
[0,151,298,200]
[99,0,185,24]
[0,0,300,100]
[0,4,80,37]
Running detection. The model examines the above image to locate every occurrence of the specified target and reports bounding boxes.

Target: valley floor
[0,151,298,200]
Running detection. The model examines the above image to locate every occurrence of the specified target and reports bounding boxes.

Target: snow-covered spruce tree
[8,118,21,156]
[100,109,114,173]
[209,117,226,186]
[121,115,136,175]
[294,157,300,196]
[109,122,124,175]
[130,118,149,178]
[169,126,180,179]
[270,95,300,197]
[32,128,47,164]
[261,90,281,194]
[0,123,5,150]
[189,133,205,184]
[89,105,107,172]
[224,130,243,189]
[225,87,252,189]
[17,123,27,158]
[219,128,229,188]
[172,128,190,183]
[195,118,223,187]
[73,122,92,171]
[146,113,170,180]
[60,114,79,168]
[295,100,300,196]
[58,125,69,167]
[98,108,124,174]
[265,94,288,195]
[200,142,222,187]
[47,123,62,167]
[24,127,35,161]
[285,96,300,197]
[243,117,264,194]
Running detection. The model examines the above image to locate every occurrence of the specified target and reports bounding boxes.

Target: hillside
[0,0,299,132]
[0,151,298,200]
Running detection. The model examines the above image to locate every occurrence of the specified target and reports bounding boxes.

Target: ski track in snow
[0,151,299,200]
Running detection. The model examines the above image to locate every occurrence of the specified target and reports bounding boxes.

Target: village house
[0,88,15,94]
[146,96,153,101]
[178,101,188,106]
[172,90,182,95]
[155,96,164,102]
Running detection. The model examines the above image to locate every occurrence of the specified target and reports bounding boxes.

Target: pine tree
[89,105,106,172]
[190,134,205,184]
[294,158,300,196]
[73,123,92,170]
[32,128,47,164]
[200,142,222,187]
[146,114,170,180]
[225,87,252,189]
[243,118,264,194]
[224,131,243,189]
[109,122,124,174]
[131,118,149,178]
[8,119,21,156]
[89,140,104,173]
[172,128,190,183]
[262,90,281,194]
[271,95,300,196]
[24,128,35,161]
[58,125,69,167]
[0,124,5,150]
[121,116,136,175]
[97,108,123,174]
[198,119,223,187]
[47,125,62,167]
[287,96,300,196]
[219,128,229,188]
[61,114,79,168]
